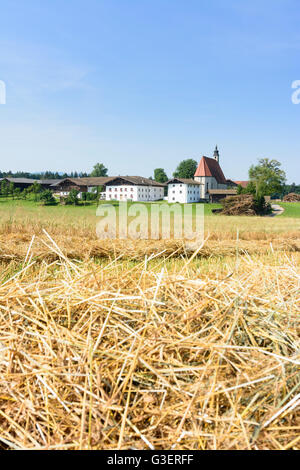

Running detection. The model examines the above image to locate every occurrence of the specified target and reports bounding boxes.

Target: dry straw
[0,231,299,450]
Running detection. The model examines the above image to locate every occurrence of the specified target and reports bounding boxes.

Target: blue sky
[0,0,300,182]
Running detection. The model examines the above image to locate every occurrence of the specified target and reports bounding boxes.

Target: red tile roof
[194,156,227,184]
[234,180,249,188]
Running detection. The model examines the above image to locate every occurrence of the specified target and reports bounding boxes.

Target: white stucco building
[105,176,165,202]
[167,179,201,203]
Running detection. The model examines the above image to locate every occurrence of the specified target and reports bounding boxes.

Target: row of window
[171,196,198,201]
[107,195,161,200]
[172,190,199,194]
[171,184,199,189]
[108,187,162,192]
[109,187,134,192]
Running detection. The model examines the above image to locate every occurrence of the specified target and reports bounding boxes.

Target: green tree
[81,191,87,205]
[90,163,108,177]
[29,181,42,201]
[249,158,286,196]
[91,185,104,202]
[40,190,56,205]
[236,181,256,196]
[236,184,243,195]
[173,159,198,179]
[21,188,29,199]
[13,188,21,199]
[154,168,168,183]
[8,182,14,197]
[65,189,79,205]
[1,180,9,198]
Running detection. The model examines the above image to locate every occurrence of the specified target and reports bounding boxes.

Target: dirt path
[269,204,285,217]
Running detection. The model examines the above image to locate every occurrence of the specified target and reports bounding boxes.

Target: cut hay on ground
[1,230,300,265]
[0,233,299,450]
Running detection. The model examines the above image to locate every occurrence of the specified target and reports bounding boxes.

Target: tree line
[0,163,109,180]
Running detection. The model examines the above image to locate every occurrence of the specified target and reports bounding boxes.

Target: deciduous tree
[249,158,286,196]
[90,163,108,177]
[173,159,198,179]
[154,168,168,183]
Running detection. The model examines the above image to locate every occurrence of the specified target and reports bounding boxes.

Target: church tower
[213,145,219,163]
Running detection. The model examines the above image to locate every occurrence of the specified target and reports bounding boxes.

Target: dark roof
[194,156,227,184]
[226,179,238,186]
[50,178,89,188]
[105,176,166,187]
[75,177,116,186]
[167,178,202,185]
[0,177,37,184]
[0,178,60,186]
[49,176,165,188]
[39,179,61,185]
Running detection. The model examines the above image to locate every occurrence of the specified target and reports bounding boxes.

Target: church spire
[213,145,219,163]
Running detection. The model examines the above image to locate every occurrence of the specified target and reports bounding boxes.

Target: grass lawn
[279,202,300,217]
[0,197,300,239]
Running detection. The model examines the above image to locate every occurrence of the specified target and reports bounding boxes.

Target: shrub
[40,190,57,205]
[65,189,79,205]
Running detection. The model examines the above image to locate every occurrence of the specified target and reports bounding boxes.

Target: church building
[194,146,228,200]
[167,146,234,203]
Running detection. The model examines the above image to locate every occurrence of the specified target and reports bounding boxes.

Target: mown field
[0,199,299,450]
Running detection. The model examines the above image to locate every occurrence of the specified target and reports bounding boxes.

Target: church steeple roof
[194,155,227,184]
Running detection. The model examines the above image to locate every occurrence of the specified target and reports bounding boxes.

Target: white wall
[168,183,201,203]
[105,185,164,201]
[194,176,227,199]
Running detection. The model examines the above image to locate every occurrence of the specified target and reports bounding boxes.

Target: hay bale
[283,193,300,202]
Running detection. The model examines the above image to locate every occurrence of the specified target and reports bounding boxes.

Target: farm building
[49,176,165,201]
[234,180,250,188]
[0,177,38,190]
[105,176,165,201]
[167,178,201,203]
[49,177,114,198]
[0,177,61,191]
[208,188,237,203]
[49,178,89,197]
